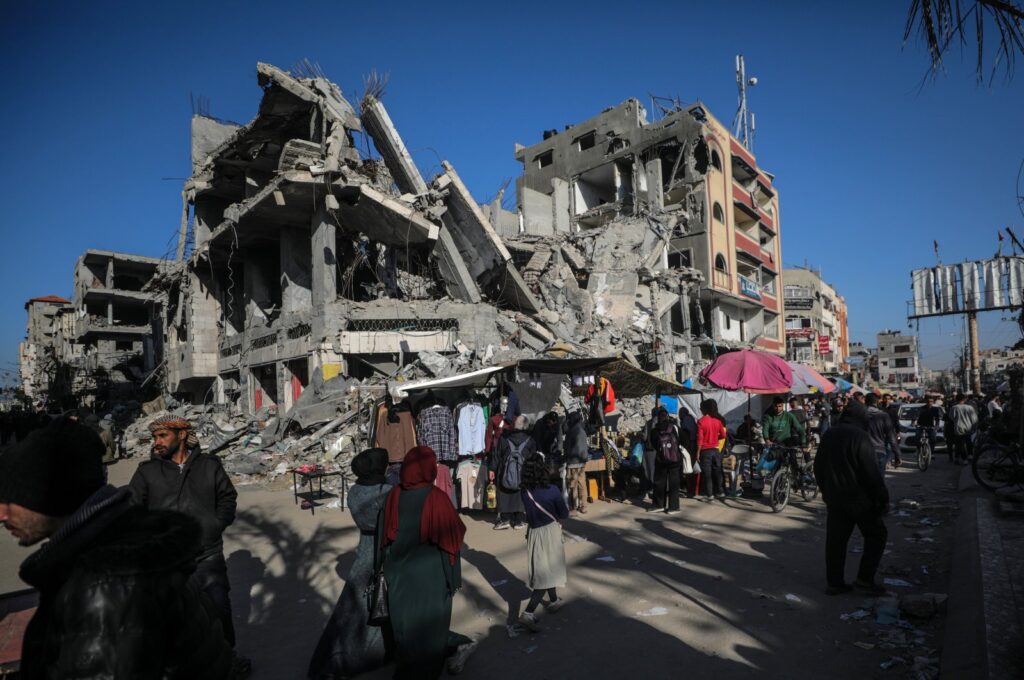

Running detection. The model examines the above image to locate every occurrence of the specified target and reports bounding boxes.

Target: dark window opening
[536,150,553,168]
[710,149,722,171]
[576,131,596,151]
[668,249,692,269]
[713,202,725,223]
[115,340,133,351]
[714,253,728,272]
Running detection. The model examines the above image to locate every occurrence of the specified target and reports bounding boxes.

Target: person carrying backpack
[697,399,728,501]
[647,407,683,514]
[488,416,536,529]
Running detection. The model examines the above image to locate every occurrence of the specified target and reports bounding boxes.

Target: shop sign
[817,334,831,354]
[739,276,762,300]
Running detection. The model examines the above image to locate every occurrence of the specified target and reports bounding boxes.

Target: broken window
[576,131,596,151]
[710,149,722,171]
[668,248,692,269]
[713,202,725,223]
[536,150,553,168]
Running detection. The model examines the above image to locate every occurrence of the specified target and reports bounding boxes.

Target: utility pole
[967,311,982,394]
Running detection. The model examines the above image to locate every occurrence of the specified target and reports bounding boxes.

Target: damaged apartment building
[51,250,165,408]
[162,63,786,415]
[18,250,165,409]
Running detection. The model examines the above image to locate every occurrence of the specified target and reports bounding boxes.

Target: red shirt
[696,415,727,451]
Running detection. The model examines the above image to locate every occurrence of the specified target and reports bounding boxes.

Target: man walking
[130,415,245,669]
[0,418,233,679]
[813,401,890,596]
[947,394,979,465]
[865,394,900,474]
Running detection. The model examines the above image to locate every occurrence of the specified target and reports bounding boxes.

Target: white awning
[388,365,508,399]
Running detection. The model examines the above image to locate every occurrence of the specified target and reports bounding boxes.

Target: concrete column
[311,202,338,308]
[280,226,313,313]
[646,160,664,213]
[552,178,571,233]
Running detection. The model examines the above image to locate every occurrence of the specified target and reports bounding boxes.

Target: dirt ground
[1,456,960,679]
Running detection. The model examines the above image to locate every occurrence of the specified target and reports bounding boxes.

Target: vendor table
[583,457,609,502]
[292,468,347,515]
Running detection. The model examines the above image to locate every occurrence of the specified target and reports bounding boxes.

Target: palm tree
[905,0,1024,82]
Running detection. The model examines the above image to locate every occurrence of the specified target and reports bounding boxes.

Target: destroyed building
[493,98,786,381]
[153,64,789,415]
[18,295,71,401]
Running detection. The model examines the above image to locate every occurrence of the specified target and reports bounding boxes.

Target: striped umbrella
[787,362,837,395]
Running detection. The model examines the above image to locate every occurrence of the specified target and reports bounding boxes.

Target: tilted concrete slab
[333,183,439,245]
[435,162,541,314]
[359,96,480,303]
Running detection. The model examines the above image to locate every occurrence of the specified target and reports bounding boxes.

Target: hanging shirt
[416,405,457,462]
[374,405,418,463]
[456,459,484,509]
[456,403,486,456]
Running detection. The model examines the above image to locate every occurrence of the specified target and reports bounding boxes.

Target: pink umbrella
[699,349,792,394]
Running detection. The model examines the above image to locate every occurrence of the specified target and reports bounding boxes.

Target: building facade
[782,267,849,373]
[876,330,921,390]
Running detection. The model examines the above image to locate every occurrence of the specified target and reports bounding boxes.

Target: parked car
[897,404,945,452]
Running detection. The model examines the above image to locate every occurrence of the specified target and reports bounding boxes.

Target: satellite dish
[748,77,758,86]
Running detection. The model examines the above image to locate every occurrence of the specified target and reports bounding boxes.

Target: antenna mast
[732,55,757,150]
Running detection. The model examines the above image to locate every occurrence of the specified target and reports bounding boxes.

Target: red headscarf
[382,446,466,565]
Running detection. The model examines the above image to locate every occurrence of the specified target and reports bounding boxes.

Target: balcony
[712,269,732,291]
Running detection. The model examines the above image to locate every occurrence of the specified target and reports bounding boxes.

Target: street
[2,457,960,679]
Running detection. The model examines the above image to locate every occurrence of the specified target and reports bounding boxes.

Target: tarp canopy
[388,365,508,399]
[389,355,698,401]
[517,356,699,398]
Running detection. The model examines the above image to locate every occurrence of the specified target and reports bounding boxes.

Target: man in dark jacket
[130,415,241,655]
[813,401,890,596]
[865,394,900,473]
[0,418,234,679]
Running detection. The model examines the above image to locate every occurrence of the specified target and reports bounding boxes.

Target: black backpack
[657,428,680,463]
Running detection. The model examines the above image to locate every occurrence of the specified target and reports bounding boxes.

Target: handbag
[680,447,694,475]
[366,508,389,626]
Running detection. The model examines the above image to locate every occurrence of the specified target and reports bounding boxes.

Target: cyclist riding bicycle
[762,397,808,460]
[916,397,943,453]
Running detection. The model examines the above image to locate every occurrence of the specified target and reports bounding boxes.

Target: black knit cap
[0,417,106,516]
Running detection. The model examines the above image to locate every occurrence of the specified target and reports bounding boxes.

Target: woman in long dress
[307,448,393,679]
[382,446,477,678]
[517,457,569,631]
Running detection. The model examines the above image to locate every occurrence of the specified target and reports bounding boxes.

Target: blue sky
[1,0,1022,387]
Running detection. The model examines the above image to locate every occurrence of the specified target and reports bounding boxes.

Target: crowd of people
[0,384,1014,679]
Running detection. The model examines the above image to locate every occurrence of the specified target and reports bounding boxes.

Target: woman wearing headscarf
[382,446,477,678]
[517,457,569,631]
[487,416,535,529]
[307,449,393,680]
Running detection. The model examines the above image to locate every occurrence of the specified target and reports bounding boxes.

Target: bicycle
[915,426,934,471]
[764,445,819,513]
[971,429,1024,494]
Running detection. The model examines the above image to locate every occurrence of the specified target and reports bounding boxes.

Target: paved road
[1,457,961,679]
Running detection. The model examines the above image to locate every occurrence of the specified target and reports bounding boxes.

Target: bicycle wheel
[770,469,791,512]
[918,441,931,471]
[972,443,1024,493]
[800,463,819,502]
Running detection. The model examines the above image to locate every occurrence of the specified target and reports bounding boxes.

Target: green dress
[383,487,471,679]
